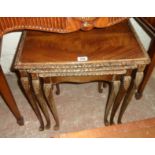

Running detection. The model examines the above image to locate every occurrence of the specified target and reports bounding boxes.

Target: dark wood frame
[0,37,24,126]
[134,17,155,99]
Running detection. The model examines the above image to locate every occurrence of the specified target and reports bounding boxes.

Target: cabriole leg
[104,80,120,126]
[55,84,60,95]
[110,76,131,125]
[98,82,103,93]
[19,71,44,131]
[103,82,107,88]
[98,81,107,93]
[43,78,60,130]
[118,69,144,124]
[31,74,51,129]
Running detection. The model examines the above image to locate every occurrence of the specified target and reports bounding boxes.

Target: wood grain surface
[15,21,147,67]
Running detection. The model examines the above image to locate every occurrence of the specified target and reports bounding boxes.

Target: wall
[1,32,22,73]
[0,18,152,74]
[130,18,151,51]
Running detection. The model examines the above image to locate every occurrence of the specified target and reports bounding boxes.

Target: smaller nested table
[14,20,150,131]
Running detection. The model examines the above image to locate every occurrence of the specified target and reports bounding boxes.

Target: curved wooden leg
[135,92,143,100]
[19,73,44,131]
[118,71,144,124]
[98,82,107,93]
[31,76,51,129]
[103,82,107,88]
[104,80,120,126]
[55,84,60,95]
[110,76,131,125]
[43,78,60,130]
[118,80,135,124]
[0,67,24,126]
[98,82,103,93]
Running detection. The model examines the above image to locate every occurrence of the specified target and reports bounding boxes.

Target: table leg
[55,84,60,95]
[98,82,107,93]
[43,79,60,130]
[104,80,120,126]
[19,73,44,131]
[118,70,144,124]
[0,66,24,126]
[31,76,51,129]
[110,75,131,125]
[98,82,103,93]
[135,42,155,99]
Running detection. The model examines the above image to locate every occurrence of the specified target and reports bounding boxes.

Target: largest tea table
[14,21,150,131]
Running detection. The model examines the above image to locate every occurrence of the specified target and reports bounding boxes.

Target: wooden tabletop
[15,20,149,69]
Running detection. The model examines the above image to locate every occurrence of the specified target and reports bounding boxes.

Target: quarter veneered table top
[15,20,149,70]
